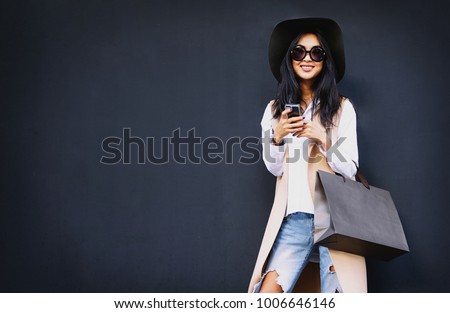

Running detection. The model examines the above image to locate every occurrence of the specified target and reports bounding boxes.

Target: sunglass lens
[311,47,325,62]
[291,46,306,61]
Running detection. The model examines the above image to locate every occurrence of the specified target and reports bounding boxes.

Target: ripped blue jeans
[253,212,342,293]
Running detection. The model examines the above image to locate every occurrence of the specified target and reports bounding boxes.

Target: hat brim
[268,17,345,82]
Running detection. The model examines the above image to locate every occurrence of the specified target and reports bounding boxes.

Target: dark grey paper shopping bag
[314,170,409,261]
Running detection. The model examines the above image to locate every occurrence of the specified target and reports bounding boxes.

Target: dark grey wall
[1,0,449,292]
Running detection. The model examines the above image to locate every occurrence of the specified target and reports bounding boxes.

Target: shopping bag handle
[355,166,370,190]
[335,161,370,189]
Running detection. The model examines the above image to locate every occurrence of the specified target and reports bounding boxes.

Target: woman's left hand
[293,119,328,150]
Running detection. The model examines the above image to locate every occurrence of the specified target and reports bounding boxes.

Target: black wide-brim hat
[269,17,345,82]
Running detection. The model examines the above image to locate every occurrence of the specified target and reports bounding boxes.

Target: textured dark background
[1,0,449,292]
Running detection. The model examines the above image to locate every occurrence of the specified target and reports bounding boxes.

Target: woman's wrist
[272,134,284,146]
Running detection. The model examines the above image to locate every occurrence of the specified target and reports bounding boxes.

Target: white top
[261,98,359,216]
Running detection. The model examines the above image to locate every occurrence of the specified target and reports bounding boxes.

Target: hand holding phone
[272,104,304,144]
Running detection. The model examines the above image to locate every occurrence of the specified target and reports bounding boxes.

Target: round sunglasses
[290,45,326,62]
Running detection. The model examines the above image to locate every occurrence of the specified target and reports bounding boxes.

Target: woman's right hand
[273,108,305,144]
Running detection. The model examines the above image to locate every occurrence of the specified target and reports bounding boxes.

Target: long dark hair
[272,29,342,128]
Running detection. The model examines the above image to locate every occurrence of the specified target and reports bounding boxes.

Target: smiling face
[291,33,324,83]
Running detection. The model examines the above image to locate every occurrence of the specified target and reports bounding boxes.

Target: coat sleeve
[319,99,359,178]
[261,101,285,177]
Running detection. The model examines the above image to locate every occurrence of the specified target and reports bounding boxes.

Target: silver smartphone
[284,104,301,118]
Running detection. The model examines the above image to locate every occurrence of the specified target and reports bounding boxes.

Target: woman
[248,18,367,293]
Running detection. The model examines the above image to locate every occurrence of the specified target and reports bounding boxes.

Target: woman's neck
[299,82,314,106]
